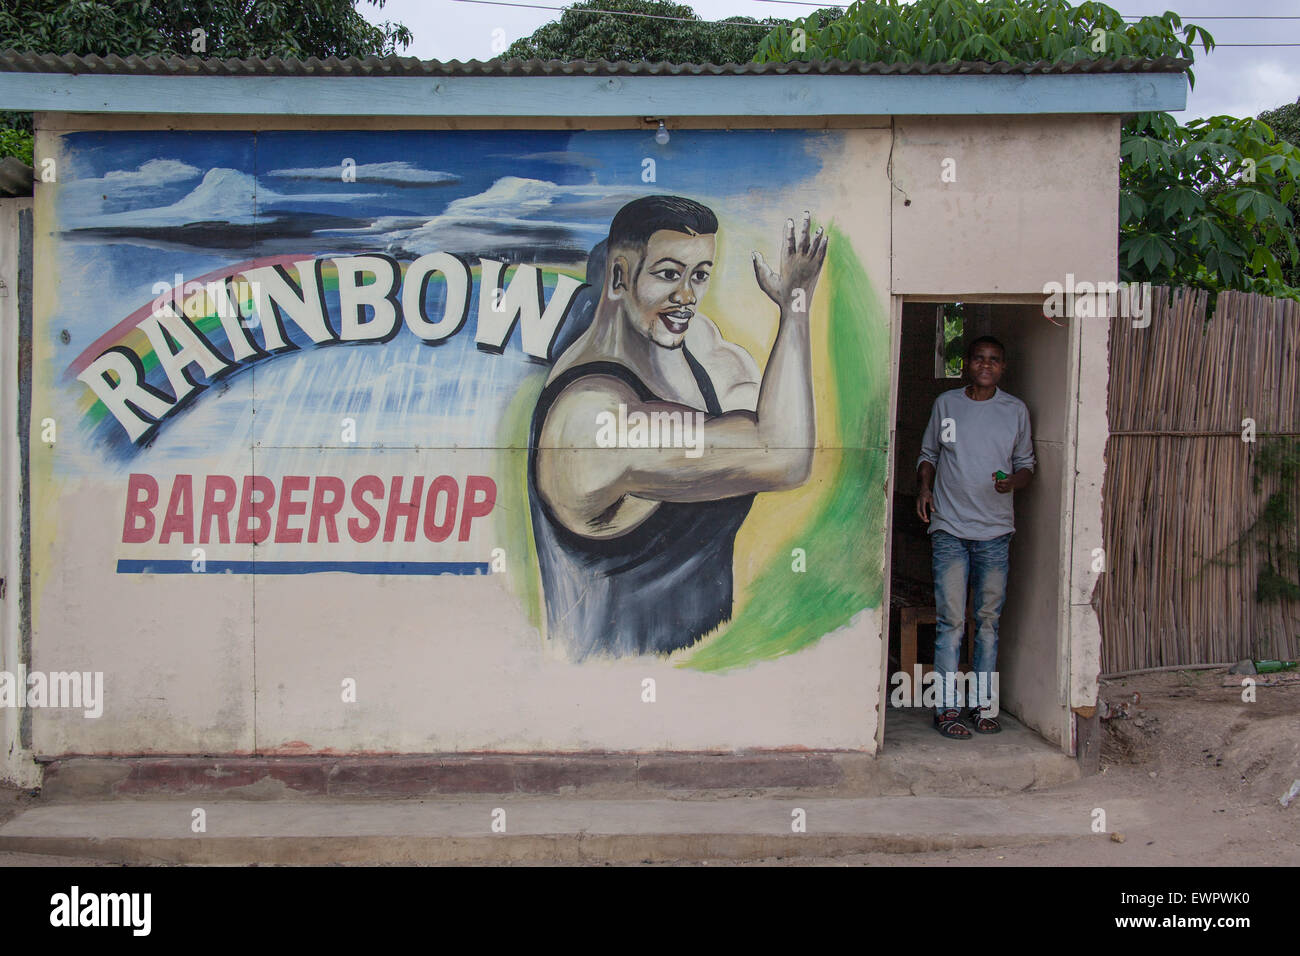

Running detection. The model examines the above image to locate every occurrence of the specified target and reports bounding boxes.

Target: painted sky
[50,129,837,469]
[58,129,823,259]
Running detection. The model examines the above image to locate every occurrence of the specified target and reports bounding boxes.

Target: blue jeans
[931,530,1011,714]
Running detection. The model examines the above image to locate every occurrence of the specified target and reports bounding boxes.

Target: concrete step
[35,711,1079,801]
[0,793,1139,864]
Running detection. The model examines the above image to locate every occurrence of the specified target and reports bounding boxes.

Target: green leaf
[1125,233,1175,275]
[1119,190,1147,225]
[1160,185,1203,220]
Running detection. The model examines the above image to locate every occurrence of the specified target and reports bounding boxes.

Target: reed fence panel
[1099,287,1300,671]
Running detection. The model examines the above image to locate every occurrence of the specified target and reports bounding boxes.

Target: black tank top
[527,352,755,660]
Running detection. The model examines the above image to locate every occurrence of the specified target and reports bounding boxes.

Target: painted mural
[32,128,890,739]
[530,196,830,660]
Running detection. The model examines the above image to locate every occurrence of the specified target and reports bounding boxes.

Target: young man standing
[915,336,1035,738]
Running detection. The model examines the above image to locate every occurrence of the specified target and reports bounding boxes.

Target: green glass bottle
[1255,660,1299,674]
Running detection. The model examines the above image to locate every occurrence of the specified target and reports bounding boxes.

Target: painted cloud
[384,176,651,257]
[265,160,460,187]
[65,167,381,229]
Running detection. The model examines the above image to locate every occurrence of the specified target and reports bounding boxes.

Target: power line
[749,1,1300,44]
[450,0,775,28]
[451,0,1300,45]
[752,1,1300,15]
[1123,14,1300,19]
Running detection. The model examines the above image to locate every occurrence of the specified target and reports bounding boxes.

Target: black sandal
[933,708,972,739]
[965,706,1002,734]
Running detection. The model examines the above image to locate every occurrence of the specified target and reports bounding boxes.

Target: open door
[885,300,1073,750]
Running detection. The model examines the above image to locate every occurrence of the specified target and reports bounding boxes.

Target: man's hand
[752,211,828,315]
[916,486,933,523]
[994,468,1032,494]
[916,461,936,523]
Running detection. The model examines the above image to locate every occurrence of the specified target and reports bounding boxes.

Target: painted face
[619,230,715,348]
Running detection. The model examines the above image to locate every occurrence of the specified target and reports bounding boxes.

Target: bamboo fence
[1098,286,1300,671]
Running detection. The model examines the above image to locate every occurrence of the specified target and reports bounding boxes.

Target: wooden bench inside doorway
[894,582,975,676]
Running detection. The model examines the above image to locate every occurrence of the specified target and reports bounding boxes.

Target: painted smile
[658,308,693,335]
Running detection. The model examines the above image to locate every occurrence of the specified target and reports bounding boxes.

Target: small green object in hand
[993,470,1008,481]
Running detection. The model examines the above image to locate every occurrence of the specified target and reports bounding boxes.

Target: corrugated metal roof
[0,50,1191,78]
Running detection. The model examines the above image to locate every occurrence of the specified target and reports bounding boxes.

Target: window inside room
[935,302,965,379]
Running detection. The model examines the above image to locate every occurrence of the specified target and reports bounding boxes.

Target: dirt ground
[730,667,1300,866]
[0,668,1296,866]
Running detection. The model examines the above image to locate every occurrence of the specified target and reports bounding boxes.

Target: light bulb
[654,121,670,145]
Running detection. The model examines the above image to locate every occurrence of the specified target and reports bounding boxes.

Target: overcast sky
[364,0,1300,121]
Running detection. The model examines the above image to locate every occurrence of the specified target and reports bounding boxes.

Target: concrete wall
[1067,309,1109,720]
[1,197,40,787]
[12,108,1118,762]
[890,114,1120,296]
[26,124,894,756]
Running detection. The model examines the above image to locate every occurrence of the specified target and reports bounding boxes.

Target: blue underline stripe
[116,559,490,575]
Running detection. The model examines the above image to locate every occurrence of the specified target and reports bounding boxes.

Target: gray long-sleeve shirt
[917,386,1036,541]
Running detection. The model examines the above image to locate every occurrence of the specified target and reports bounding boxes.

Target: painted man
[916,335,1035,737]
[528,195,828,660]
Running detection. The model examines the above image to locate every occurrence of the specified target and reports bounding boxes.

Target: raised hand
[752,211,829,316]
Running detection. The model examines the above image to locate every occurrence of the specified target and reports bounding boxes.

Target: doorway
[882,300,1073,750]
